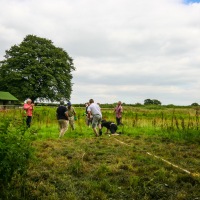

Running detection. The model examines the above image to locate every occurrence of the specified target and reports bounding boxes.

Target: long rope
[113,138,200,178]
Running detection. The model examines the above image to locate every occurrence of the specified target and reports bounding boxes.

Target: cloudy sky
[0,0,200,105]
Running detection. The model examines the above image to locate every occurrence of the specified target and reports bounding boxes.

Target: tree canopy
[0,35,75,102]
[191,102,199,106]
[144,99,162,105]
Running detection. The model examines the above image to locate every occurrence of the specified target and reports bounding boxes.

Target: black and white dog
[101,119,121,135]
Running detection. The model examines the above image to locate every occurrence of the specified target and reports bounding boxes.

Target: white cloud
[0,0,200,105]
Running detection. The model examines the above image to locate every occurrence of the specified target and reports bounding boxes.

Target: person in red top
[114,101,123,125]
[23,99,34,128]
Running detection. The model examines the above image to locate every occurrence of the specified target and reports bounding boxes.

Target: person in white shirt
[87,99,102,137]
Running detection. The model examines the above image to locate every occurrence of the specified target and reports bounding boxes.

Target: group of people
[85,99,123,137]
[23,99,77,138]
[23,98,123,138]
[56,101,76,138]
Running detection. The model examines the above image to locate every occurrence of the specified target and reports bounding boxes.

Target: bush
[0,117,35,198]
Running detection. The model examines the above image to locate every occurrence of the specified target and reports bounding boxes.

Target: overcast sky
[0,0,200,105]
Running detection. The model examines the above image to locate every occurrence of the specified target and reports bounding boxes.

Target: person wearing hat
[66,102,76,130]
[56,101,69,137]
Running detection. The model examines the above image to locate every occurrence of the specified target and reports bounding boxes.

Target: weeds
[0,106,200,199]
[0,117,35,199]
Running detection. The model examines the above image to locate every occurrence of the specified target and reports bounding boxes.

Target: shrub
[0,117,35,198]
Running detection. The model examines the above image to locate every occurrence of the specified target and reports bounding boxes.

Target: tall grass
[1,106,200,142]
[0,106,200,199]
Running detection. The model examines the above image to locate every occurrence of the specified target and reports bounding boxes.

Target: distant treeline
[32,103,198,109]
[5,101,199,110]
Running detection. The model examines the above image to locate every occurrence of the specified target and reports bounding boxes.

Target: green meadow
[0,106,200,200]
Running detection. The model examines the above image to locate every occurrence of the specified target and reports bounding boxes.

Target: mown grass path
[23,135,200,200]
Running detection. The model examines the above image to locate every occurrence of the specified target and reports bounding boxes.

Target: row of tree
[143,100,198,106]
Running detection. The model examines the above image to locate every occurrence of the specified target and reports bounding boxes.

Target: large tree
[0,35,75,102]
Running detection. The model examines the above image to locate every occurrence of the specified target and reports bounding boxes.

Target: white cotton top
[87,103,102,117]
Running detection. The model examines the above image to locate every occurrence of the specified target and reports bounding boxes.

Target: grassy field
[1,106,200,200]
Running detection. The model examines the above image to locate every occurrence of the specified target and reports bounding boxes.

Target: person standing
[23,99,34,128]
[56,101,69,138]
[85,102,93,127]
[114,101,123,125]
[87,99,102,137]
[67,102,76,130]
[85,102,89,126]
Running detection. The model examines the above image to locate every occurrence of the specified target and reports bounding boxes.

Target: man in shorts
[56,101,69,138]
[87,99,102,137]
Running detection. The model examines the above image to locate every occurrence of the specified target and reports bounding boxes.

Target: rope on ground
[113,138,200,178]
[146,152,191,175]
[113,138,131,146]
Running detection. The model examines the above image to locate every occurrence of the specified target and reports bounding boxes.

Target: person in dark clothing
[101,119,121,135]
[56,101,69,138]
